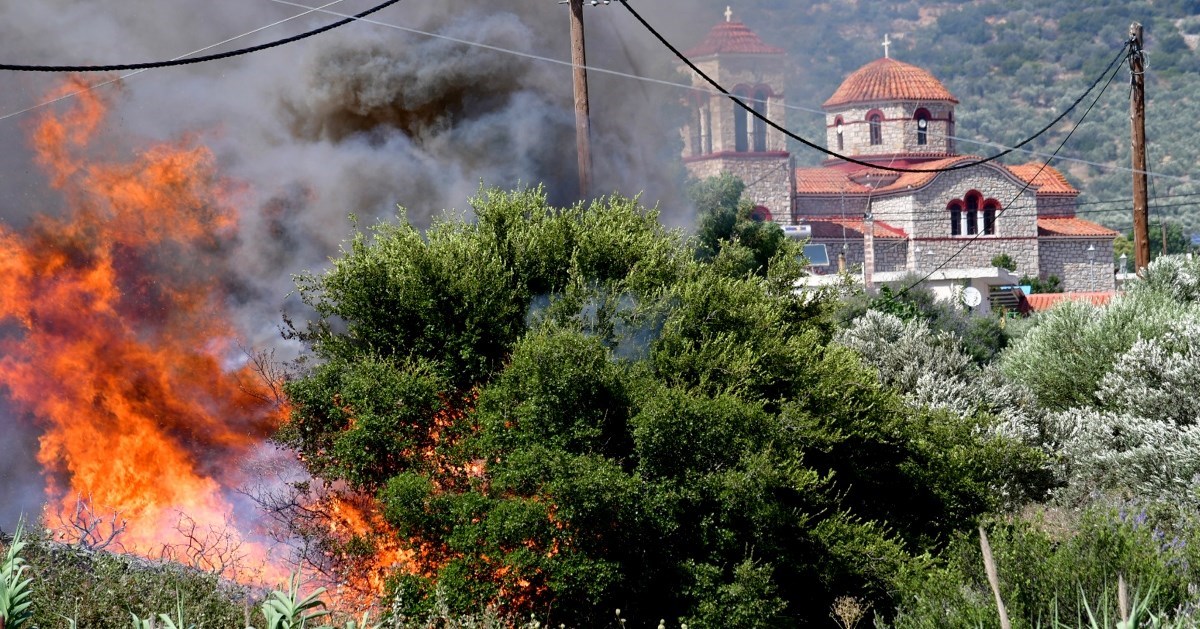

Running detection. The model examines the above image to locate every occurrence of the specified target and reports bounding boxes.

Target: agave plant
[129,592,197,629]
[257,573,331,629]
[0,519,33,629]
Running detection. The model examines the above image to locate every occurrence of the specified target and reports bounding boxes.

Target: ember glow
[0,79,282,574]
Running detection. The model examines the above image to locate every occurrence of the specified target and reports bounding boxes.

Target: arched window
[914,108,931,146]
[834,116,844,152]
[948,200,963,236]
[965,191,981,235]
[947,111,956,153]
[752,89,768,152]
[983,199,1000,235]
[733,87,750,152]
[868,112,883,146]
[751,205,772,222]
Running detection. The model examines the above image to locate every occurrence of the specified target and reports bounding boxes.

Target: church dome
[684,19,786,58]
[823,58,958,109]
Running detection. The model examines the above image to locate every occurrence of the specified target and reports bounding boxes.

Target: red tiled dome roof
[823,58,958,109]
[684,21,786,58]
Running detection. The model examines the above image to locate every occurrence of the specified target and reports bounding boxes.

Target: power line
[6,0,1182,188]
[0,0,351,122]
[0,0,401,72]
[616,0,1128,175]
[891,42,1130,299]
[4,0,1190,189]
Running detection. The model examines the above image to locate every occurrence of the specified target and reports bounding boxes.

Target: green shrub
[888,506,1200,628]
[19,527,247,628]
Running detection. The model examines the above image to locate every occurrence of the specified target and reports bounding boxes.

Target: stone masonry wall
[825,102,954,157]
[1039,239,1116,292]
[809,238,908,274]
[1036,195,1078,216]
[692,56,788,155]
[912,237,1039,277]
[686,155,792,222]
[794,195,870,218]
[895,165,1041,274]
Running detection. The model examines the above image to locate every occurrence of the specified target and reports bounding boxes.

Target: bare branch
[55,495,127,552]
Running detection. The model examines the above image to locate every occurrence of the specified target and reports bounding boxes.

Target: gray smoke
[0,0,731,531]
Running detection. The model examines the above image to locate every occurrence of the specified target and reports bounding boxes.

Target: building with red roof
[678,10,1117,295]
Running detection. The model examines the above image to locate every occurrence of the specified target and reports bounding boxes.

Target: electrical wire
[0,0,351,123]
[617,0,1129,175]
[0,0,401,72]
[889,43,1131,300]
[3,0,1190,190]
[241,1,1200,186]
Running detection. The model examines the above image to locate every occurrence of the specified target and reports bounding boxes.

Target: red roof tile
[1025,291,1117,311]
[1007,163,1079,195]
[684,20,786,58]
[1037,217,1119,238]
[794,157,973,196]
[793,167,869,194]
[824,58,958,109]
[805,216,908,239]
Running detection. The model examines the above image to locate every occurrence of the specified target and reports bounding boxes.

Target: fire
[319,492,416,608]
[0,78,282,576]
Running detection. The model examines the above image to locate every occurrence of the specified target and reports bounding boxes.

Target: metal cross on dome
[725,5,733,22]
[882,33,891,58]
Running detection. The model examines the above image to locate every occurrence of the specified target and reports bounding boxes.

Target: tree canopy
[279,186,1045,626]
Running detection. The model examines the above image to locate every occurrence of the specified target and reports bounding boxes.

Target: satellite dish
[962,286,983,308]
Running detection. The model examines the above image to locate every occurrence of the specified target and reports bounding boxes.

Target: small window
[965,193,980,235]
[750,205,772,222]
[752,89,768,152]
[733,88,750,152]
[914,108,931,146]
[983,200,999,235]
[949,201,963,236]
[834,116,844,152]
[868,112,883,146]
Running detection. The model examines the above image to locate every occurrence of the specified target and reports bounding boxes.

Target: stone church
[679,10,1117,294]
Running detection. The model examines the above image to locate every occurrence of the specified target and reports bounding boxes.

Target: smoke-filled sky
[0,0,736,529]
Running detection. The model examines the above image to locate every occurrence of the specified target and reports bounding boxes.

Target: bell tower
[680,7,792,222]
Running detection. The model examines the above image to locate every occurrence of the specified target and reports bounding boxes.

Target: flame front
[0,79,281,568]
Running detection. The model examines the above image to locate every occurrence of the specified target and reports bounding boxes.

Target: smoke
[0,0,730,531]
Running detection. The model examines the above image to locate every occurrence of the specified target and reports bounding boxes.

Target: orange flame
[0,78,282,576]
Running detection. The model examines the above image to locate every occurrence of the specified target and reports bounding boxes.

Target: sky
[0,0,736,530]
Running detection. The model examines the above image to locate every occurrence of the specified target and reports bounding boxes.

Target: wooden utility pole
[569,0,593,199]
[1130,22,1151,272]
[1162,222,1169,256]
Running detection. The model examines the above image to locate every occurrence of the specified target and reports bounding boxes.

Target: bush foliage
[279,187,1046,626]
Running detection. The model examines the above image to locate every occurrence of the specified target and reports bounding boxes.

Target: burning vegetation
[0,78,284,579]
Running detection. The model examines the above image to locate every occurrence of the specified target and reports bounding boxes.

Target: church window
[750,205,772,222]
[733,87,750,152]
[983,199,1000,235]
[949,200,963,236]
[834,116,844,152]
[752,89,768,152]
[947,111,956,152]
[914,108,931,146]
[868,112,883,146]
[965,192,980,235]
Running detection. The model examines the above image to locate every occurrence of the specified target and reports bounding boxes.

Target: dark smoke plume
[0,0,733,530]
